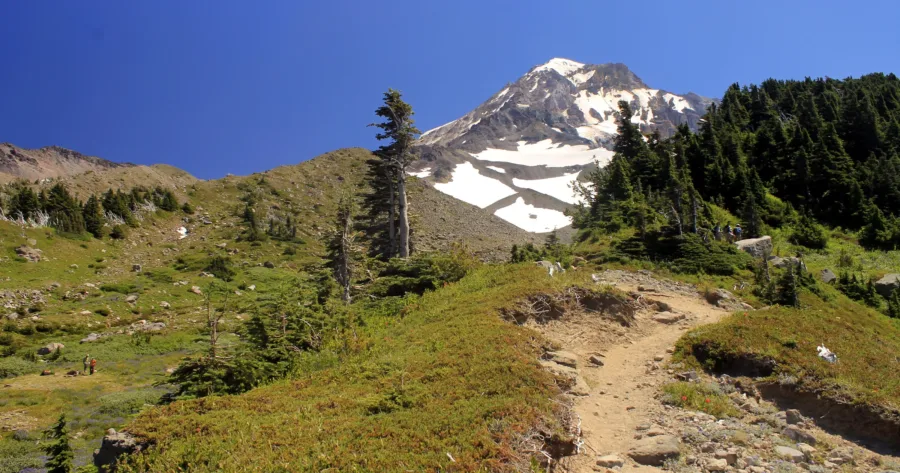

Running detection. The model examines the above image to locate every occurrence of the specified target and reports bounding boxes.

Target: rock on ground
[627,434,681,466]
[15,246,42,262]
[546,350,578,368]
[37,342,64,355]
[93,430,148,469]
[775,446,805,462]
[734,236,773,259]
[651,312,685,324]
[820,269,837,284]
[874,274,900,298]
[595,454,624,468]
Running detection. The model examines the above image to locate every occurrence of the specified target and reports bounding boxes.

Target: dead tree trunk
[397,166,410,258]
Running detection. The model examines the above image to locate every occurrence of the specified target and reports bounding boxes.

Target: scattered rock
[37,342,64,355]
[15,246,42,262]
[190,286,202,295]
[819,269,837,284]
[132,264,142,272]
[775,445,805,462]
[874,274,900,298]
[645,426,666,437]
[653,354,665,362]
[263,261,276,269]
[248,285,256,291]
[797,443,816,456]
[783,426,816,445]
[715,449,739,465]
[160,301,170,309]
[546,350,578,368]
[125,295,138,304]
[785,409,803,425]
[706,458,729,471]
[595,455,625,468]
[627,434,681,466]
[652,312,685,324]
[734,236,773,258]
[676,371,700,382]
[216,242,228,248]
[588,354,605,366]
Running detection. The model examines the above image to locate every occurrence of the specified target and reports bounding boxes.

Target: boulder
[782,426,816,445]
[652,312,685,324]
[706,458,728,472]
[248,285,256,291]
[125,295,138,304]
[595,455,625,468]
[588,354,605,366]
[798,443,817,456]
[819,269,837,284]
[627,434,681,466]
[37,342,64,355]
[769,255,802,269]
[874,274,900,298]
[15,246,42,262]
[546,350,578,368]
[775,445,804,462]
[263,261,276,269]
[190,286,202,295]
[131,264,142,273]
[93,430,148,470]
[785,409,803,425]
[81,333,103,343]
[159,301,170,309]
[734,236,773,259]
[539,360,589,396]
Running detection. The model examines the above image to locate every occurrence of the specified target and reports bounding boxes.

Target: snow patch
[513,171,582,204]
[533,58,585,77]
[473,140,614,167]
[486,166,506,174]
[571,70,596,85]
[433,162,517,208]
[663,93,692,112]
[494,198,572,233]
[411,168,432,178]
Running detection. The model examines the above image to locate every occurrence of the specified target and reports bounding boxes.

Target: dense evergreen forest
[571,73,900,250]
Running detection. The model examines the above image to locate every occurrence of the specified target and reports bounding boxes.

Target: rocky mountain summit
[413,58,713,233]
[0,143,134,182]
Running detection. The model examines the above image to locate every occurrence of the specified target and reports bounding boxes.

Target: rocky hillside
[413,58,714,233]
[0,143,135,183]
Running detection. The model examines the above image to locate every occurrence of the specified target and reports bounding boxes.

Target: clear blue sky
[2,1,898,179]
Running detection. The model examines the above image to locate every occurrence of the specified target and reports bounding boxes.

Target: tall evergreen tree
[82,195,105,238]
[369,89,420,259]
[45,184,85,234]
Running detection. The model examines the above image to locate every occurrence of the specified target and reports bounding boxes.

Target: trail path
[547,279,731,473]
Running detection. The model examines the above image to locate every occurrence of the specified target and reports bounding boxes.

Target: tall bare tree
[327,191,358,304]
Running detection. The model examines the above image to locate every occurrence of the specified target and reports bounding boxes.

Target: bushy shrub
[205,256,236,281]
[109,224,129,240]
[181,202,195,214]
[0,357,39,378]
[790,215,829,249]
[96,388,168,416]
[370,246,480,297]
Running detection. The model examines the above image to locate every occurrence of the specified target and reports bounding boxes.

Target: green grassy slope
[122,264,577,472]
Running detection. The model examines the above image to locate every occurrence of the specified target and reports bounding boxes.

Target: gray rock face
[734,236,773,259]
[874,274,900,298]
[93,430,148,470]
[627,434,681,466]
[782,426,816,445]
[820,269,837,284]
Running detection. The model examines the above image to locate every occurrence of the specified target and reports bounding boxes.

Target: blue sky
[2,1,898,179]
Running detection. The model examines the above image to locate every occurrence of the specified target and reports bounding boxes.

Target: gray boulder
[734,236,773,258]
[783,426,816,445]
[775,445,805,462]
[627,434,681,466]
[652,312,685,324]
[94,430,148,470]
[820,269,837,284]
[37,342,64,355]
[545,350,577,368]
[125,295,138,304]
[15,246,42,262]
[81,333,104,343]
[874,274,900,298]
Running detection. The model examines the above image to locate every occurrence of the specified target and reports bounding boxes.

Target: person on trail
[724,224,733,243]
[83,354,90,374]
[89,358,97,375]
[713,224,722,241]
[734,224,743,240]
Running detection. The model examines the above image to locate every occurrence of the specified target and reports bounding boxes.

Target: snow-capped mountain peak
[414,58,714,234]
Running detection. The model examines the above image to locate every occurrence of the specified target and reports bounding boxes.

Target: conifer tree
[82,195,105,238]
[369,89,420,258]
[326,191,358,304]
[43,414,74,473]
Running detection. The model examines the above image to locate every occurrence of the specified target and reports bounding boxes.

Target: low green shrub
[0,356,39,378]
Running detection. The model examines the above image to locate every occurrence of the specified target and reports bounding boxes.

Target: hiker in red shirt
[89,358,97,375]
